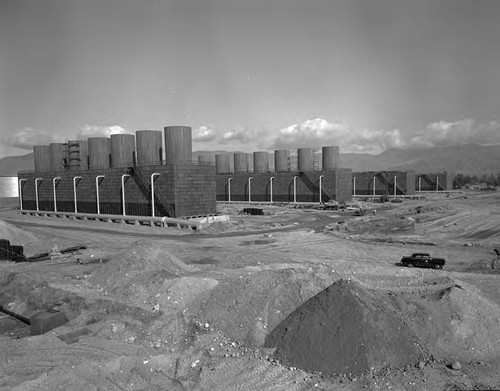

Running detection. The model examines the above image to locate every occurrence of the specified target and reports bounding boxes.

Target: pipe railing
[151,173,160,217]
[35,178,43,212]
[95,175,105,214]
[52,177,61,212]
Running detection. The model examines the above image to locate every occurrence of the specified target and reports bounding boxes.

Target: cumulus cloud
[192,125,216,142]
[2,127,61,149]
[76,125,128,139]
[222,124,253,143]
[272,118,404,154]
[408,119,500,148]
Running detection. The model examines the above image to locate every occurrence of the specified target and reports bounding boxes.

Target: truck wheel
[407,263,414,268]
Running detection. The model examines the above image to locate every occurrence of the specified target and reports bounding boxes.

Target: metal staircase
[128,167,176,217]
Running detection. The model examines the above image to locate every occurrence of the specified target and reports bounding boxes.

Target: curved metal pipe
[293,176,298,203]
[373,176,376,198]
[151,173,160,217]
[394,175,397,196]
[35,178,43,212]
[269,176,275,203]
[18,179,27,210]
[121,174,130,216]
[248,177,253,202]
[95,175,105,214]
[228,177,232,202]
[52,177,61,212]
[353,176,356,197]
[319,175,324,203]
[73,176,82,213]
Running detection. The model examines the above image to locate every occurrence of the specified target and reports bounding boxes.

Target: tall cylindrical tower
[253,151,269,173]
[322,146,340,171]
[274,149,290,172]
[49,143,66,171]
[88,137,111,169]
[33,145,51,172]
[67,140,88,170]
[136,130,162,166]
[164,126,192,164]
[198,153,215,165]
[234,152,248,173]
[111,134,135,168]
[215,154,232,174]
[298,148,314,171]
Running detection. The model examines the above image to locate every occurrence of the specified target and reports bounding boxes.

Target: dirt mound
[0,219,44,255]
[90,241,195,291]
[265,279,422,376]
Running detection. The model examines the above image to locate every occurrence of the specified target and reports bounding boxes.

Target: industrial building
[213,146,353,203]
[18,126,216,219]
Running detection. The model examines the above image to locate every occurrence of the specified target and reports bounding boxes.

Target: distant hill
[1,144,499,176]
[0,153,34,176]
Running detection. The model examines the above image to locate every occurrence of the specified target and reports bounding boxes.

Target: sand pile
[265,279,422,376]
[90,241,195,291]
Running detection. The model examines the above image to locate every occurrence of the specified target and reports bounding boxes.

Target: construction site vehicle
[400,253,445,270]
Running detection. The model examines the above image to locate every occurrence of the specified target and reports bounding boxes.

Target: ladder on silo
[128,167,176,217]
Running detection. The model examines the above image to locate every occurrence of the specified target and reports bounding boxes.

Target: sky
[1,0,500,158]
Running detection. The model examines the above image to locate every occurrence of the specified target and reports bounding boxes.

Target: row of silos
[33,126,193,172]
[214,146,340,174]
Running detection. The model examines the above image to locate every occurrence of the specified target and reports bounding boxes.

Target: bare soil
[1,190,500,390]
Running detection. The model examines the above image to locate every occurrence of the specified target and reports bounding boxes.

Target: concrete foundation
[30,310,68,336]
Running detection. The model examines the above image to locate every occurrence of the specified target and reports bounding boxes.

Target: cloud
[192,125,216,142]
[271,118,403,154]
[408,119,500,148]
[222,124,253,143]
[76,125,128,139]
[2,127,61,149]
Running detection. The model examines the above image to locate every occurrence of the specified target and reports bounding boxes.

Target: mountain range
[1,144,498,176]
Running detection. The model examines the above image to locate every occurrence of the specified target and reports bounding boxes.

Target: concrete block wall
[18,164,215,218]
[352,171,416,196]
[216,169,352,203]
[173,164,216,217]
[415,172,453,191]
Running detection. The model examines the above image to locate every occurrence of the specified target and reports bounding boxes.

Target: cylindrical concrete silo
[164,126,192,164]
[136,130,162,166]
[274,149,290,172]
[33,145,51,172]
[198,153,215,165]
[234,152,248,173]
[49,143,66,171]
[322,146,340,171]
[88,137,111,169]
[253,151,269,173]
[298,148,314,171]
[111,134,135,168]
[215,154,232,174]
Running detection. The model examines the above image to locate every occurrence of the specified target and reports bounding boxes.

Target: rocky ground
[1,190,500,391]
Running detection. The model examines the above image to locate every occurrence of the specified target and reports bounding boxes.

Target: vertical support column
[436,176,439,192]
[353,177,356,197]
[418,176,422,192]
[73,176,82,213]
[373,176,376,198]
[228,178,232,202]
[394,175,397,197]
